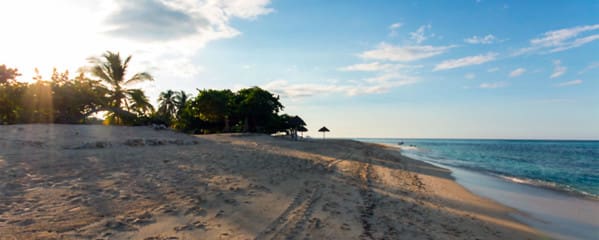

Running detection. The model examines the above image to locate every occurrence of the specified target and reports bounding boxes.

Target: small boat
[398,141,404,145]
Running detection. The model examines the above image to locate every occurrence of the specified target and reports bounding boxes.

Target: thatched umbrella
[288,116,307,140]
[318,126,330,139]
[297,126,308,138]
[288,116,306,127]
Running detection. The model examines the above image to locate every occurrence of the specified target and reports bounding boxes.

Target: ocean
[356,138,599,198]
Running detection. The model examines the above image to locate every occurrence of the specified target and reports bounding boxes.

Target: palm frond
[127,88,154,115]
[125,72,153,86]
[90,65,112,85]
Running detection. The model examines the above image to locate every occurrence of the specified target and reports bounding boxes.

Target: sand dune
[0,125,545,239]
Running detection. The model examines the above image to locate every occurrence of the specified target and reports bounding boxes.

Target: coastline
[366,139,599,200]
[1,124,546,239]
[373,142,598,240]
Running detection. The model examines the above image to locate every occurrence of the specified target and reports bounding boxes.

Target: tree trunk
[223,116,230,132]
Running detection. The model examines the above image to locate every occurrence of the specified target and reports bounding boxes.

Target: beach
[0,124,546,239]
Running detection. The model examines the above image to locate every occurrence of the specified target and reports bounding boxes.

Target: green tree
[0,65,24,124]
[71,73,109,121]
[157,90,191,126]
[0,83,27,124]
[190,89,235,132]
[174,91,190,117]
[0,65,21,85]
[127,89,154,117]
[87,51,153,124]
[235,87,283,132]
[158,90,177,121]
[13,69,109,124]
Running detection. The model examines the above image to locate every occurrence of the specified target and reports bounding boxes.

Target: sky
[1,0,598,139]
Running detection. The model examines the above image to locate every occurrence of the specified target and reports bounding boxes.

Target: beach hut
[318,126,330,139]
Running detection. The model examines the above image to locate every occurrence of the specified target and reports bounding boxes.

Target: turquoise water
[357,139,599,198]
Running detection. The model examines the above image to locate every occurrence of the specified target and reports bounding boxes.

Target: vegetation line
[0,51,307,135]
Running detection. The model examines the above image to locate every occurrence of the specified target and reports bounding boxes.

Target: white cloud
[263,80,351,98]
[216,0,275,19]
[338,62,420,72]
[333,33,430,99]
[548,34,599,53]
[339,62,392,72]
[0,0,274,89]
[530,24,599,46]
[479,82,508,89]
[152,58,203,78]
[550,60,566,78]
[365,73,418,85]
[465,73,476,79]
[579,62,599,74]
[360,43,454,62]
[390,22,403,29]
[509,68,526,77]
[389,22,403,37]
[514,24,599,55]
[263,75,419,98]
[434,52,498,71]
[464,34,497,44]
[410,24,432,44]
[487,67,500,72]
[555,79,582,87]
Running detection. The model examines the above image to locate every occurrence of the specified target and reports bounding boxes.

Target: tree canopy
[170,87,295,134]
[1,51,305,135]
[0,68,107,124]
[0,65,21,85]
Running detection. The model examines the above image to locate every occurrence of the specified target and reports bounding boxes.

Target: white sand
[0,124,545,239]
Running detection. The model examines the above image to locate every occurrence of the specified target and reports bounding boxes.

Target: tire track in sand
[255,182,322,240]
[357,149,400,240]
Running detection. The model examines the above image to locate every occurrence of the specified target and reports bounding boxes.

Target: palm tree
[88,51,153,124]
[174,91,190,117]
[158,90,177,120]
[127,89,154,116]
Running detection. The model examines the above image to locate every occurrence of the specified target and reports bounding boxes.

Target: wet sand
[441,165,598,240]
[0,124,546,239]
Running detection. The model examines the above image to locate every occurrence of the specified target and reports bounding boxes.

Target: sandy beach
[0,124,546,239]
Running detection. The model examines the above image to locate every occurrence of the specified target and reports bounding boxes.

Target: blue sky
[1,0,598,139]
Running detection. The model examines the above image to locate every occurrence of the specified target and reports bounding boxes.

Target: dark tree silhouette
[87,51,153,124]
[0,65,21,85]
[191,89,235,132]
[235,87,284,132]
[158,90,177,121]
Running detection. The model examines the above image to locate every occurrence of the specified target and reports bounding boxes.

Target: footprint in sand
[184,206,207,216]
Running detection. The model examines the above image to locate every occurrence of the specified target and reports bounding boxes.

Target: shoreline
[369,141,598,200]
[373,143,598,240]
[1,124,547,239]
[444,165,598,240]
